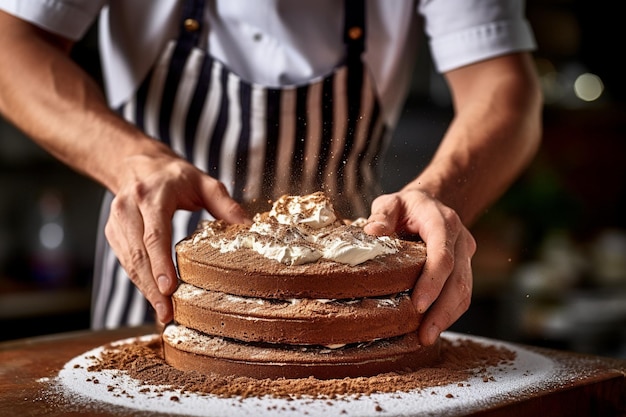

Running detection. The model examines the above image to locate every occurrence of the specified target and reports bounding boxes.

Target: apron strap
[343,0,366,62]
[178,0,206,48]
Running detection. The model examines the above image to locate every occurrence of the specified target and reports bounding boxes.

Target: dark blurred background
[1,0,625,359]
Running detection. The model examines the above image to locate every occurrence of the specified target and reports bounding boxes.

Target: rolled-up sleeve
[418,0,536,73]
[0,0,106,40]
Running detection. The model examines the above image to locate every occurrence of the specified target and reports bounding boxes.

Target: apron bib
[91,0,391,329]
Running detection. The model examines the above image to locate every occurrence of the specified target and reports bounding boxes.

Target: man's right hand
[104,146,252,324]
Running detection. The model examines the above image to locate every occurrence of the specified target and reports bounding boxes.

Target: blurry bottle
[590,229,626,288]
[29,189,72,287]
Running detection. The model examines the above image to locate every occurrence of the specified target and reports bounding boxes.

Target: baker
[0,0,542,347]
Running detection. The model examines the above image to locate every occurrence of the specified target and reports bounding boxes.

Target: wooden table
[0,326,625,417]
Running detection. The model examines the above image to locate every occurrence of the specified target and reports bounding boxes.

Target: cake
[163,192,440,379]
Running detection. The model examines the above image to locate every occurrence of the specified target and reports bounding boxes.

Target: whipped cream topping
[192,192,400,266]
[314,227,399,266]
[249,222,322,265]
[267,192,337,228]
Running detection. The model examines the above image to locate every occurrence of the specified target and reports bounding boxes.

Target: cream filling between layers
[175,283,405,308]
[164,323,397,353]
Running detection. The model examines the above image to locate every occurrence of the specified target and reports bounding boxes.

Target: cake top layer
[175,192,427,298]
[183,192,401,266]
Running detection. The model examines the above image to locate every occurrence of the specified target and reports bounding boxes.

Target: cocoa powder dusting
[86,337,516,400]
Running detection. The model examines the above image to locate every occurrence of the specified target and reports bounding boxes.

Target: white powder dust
[51,333,555,417]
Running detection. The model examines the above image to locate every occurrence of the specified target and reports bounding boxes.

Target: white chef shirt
[0,0,536,126]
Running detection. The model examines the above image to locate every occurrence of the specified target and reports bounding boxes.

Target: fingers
[410,204,459,315]
[363,193,403,236]
[198,178,252,225]
[104,160,251,325]
[367,190,476,347]
[415,228,475,346]
[141,199,177,296]
[105,192,174,324]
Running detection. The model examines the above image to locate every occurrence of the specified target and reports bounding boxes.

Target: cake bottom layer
[162,324,441,380]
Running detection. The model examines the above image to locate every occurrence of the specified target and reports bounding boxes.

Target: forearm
[404,53,543,226]
[0,11,169,194]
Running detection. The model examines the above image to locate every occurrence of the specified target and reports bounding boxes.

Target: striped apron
[91,0,391,329]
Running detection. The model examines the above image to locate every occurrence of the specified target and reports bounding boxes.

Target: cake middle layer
[172,283,421,345]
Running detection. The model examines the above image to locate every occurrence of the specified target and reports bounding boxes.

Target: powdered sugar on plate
[51,332,556,417]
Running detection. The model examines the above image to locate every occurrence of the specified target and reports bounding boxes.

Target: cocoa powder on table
[86,336,516,400]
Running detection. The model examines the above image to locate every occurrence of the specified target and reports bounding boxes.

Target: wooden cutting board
[0,325,624,417]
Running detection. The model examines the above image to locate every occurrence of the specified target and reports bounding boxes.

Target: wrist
[401,173,477,225]
[83,115,177,194]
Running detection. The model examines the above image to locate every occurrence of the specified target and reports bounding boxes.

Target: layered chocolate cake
[163,192,440,379]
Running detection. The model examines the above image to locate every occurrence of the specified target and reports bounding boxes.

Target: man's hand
[104,147,251,325]
[0,11,252,326]
[362,53,541,346]
[364,190,475,347]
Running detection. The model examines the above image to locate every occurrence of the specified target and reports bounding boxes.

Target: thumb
[363,194,402,236]
[200,179,252,225]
